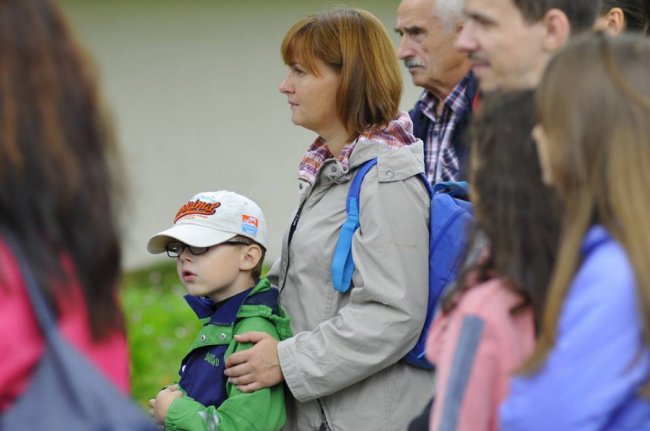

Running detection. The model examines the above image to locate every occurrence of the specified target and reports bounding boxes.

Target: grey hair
[437,0,465,33]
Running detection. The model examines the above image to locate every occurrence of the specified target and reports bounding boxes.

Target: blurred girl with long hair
[0,0,129,412]
[501,33,650,430]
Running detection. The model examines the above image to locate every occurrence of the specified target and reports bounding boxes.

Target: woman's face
[532,124,553,186]
[279,57,344,138]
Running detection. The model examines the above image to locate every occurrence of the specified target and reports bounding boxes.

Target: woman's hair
[524,33,650,393]
[0,0,124,338]
[447,90,560,329]
[281,8,402,142]
[600,0,650,34]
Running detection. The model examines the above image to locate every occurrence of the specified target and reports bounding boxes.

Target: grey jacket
[268,137,435,431]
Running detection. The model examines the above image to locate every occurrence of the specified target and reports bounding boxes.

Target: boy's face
[175,241,250,302]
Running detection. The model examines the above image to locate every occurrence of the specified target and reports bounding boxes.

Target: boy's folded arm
[166,387,286,431]
[213,317,287,430]
[164,318,287,431]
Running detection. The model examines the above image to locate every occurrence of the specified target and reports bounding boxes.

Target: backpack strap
[331,158,378,293]
[2,231,59,340]
[331,160,436,293]
[432,181,470,199]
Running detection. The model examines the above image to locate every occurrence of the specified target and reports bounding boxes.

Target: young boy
[146,190,291,431]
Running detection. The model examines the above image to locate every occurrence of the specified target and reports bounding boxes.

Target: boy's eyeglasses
[165,240,251,258]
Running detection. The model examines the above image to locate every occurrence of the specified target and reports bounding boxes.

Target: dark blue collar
[184,288,253,325]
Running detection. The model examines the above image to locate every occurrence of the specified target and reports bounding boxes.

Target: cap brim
[147,224,237,254]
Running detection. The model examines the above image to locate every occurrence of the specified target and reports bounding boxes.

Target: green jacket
[165,278,292,431]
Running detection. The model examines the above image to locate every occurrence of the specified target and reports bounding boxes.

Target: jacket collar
[184,288,253,325]
[184,278,278,325]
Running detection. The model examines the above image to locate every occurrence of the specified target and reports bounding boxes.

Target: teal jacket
[165,278,292,431]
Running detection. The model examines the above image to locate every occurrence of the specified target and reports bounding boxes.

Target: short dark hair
[513,0,602,33]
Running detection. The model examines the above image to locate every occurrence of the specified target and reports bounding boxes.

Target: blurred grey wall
[59,0,421,270]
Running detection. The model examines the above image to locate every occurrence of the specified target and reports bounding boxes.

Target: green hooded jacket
[165,278,292,431]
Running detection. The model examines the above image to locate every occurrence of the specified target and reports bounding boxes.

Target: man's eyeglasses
[165,240,251,258]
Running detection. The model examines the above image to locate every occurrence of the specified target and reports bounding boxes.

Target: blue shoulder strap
[433,181,469,198]
[331,159,378,293]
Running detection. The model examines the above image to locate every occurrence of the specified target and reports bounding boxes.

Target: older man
[456,0,601,91]
[396,0,477,184]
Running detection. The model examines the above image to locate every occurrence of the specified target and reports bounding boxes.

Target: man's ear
[542,9,571,53]
[240,244,262,271]
[605,7,626,35]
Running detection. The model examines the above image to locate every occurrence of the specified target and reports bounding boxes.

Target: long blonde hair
[524,33,650,394]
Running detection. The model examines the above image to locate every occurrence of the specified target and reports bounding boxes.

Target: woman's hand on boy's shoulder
[224,332,283,392]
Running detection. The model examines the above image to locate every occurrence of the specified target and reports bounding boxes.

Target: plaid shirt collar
[416,72,474,183]
[418,72,473,123]
[297,111,416,185]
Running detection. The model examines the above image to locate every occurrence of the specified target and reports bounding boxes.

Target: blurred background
[58,0,421,406]
[60,0,420,271]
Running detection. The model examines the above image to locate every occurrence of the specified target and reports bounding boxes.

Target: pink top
[0,239,130,413]
[426,278,535,431]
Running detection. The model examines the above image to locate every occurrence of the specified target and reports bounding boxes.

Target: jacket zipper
[317,399,332,431]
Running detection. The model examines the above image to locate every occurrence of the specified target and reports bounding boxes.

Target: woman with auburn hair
[595,0,649,35]
[224,8,433,430]
[501,33,650,430]
[0,0,130,412]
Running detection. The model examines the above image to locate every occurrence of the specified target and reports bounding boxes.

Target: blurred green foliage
[120,260,200,407]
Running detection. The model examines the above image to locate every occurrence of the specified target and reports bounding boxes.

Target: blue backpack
[330,158,473,369]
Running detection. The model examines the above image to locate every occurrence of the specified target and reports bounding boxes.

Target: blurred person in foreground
[423,90,560,431]
[0,0,130,413]
[501,32,650,430]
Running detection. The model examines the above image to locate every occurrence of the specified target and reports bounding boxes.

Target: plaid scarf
[298,111,417,185]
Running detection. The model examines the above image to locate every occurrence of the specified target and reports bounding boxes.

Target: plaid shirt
[418,73,473,184]
[297,111,416,185]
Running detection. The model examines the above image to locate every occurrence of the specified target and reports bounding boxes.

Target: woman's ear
[605,7,626,35]
[240,244,262,271]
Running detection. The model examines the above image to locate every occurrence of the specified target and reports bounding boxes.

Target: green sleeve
[164,317,286,431]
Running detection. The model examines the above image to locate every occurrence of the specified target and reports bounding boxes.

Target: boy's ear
[239,244,262,271]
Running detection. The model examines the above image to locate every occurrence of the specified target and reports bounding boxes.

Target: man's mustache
[404,58,425,68]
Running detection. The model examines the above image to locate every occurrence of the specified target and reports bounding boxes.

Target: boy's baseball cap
[147,190,268,254]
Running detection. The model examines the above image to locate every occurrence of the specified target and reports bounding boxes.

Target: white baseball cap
[147,190,268,254]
